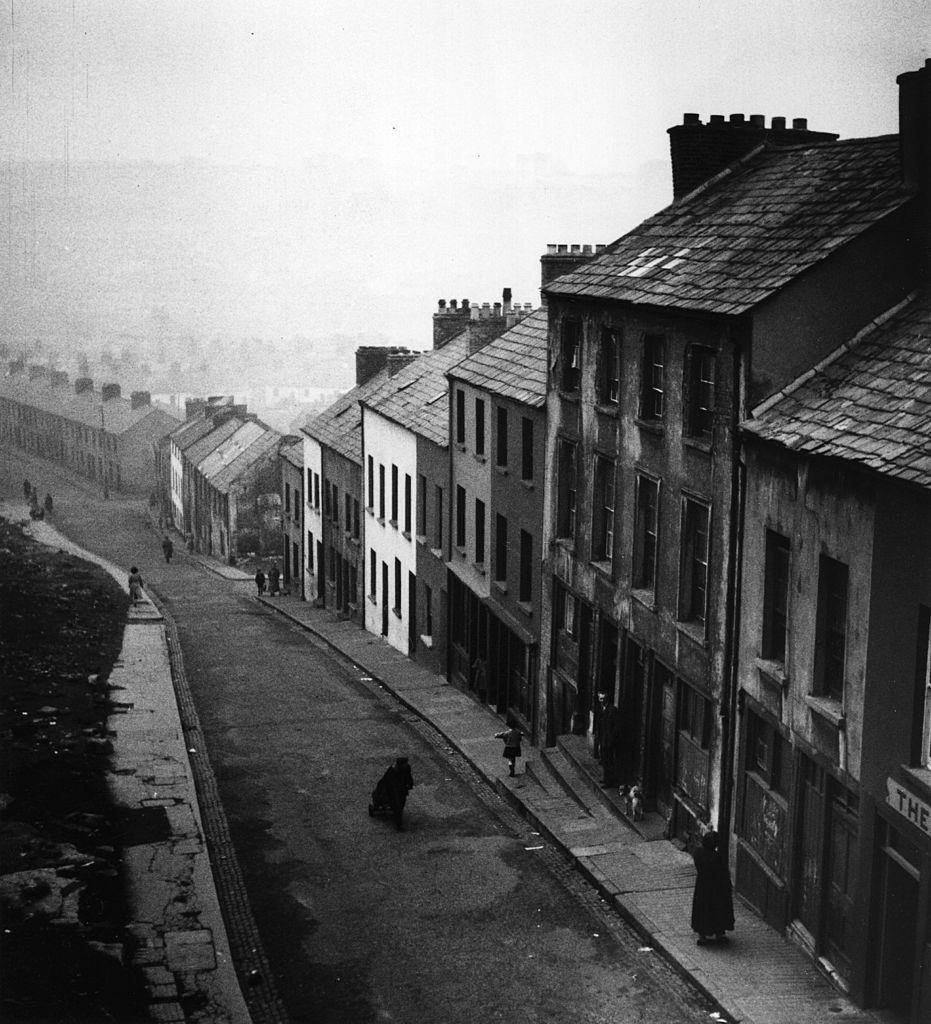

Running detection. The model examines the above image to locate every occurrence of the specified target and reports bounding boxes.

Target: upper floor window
[762,530,790,662]
[285,482,291,515]
[640,334,665,422]
[344,493,351,533]
[378,464,385,520]
[456,389,466,445]
[519,530,532,604]
[633,475,659,592]
[815,554,848,700]
[455,485,466,550]
[685,345,716,439]
[592,455,615,566]
[352,498,360,539]
[556,439,578,540]
[597,327,621,405]
[475,398,486,456]
[679,498,710,627]
[495,514,508,583]
[367,456,374,510]
[417,474,427,536]
[496,406,508,468]
[560,320,582,392]
[521,417,534,482]
[434,485,444,551]
[404,474,412,534]
[390,464,399,524]
[475,499,486,566]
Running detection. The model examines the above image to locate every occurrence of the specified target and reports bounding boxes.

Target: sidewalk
[250,584,894,1024]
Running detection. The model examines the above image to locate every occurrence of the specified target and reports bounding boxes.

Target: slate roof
[170,415,218,452]
[208,431,281,494]
[0,374,181,433]
[744,292,931,490]
[447,308,548,408]
[281,438,304,469]
[184,417,241,465]
[198,421,266,479]
[546,136,912,316]
[301,364,394,464]
[362,333,470,447]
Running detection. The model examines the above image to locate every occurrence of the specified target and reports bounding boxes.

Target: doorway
[381,562,389,637]
[874,820,921,1020]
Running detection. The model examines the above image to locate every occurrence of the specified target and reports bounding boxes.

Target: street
[2,449,714,1024]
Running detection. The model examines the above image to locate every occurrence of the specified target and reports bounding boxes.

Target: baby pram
[368,757,414,830]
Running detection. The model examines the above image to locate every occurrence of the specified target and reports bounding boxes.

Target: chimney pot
[547,244,557,254]
[771,116,786,130]
[493,302,502,313]
[683,112,701,125]
[749,114,765,127]
[462,299,469,309]
[557,244,568,254]
[450,299,458,310]
[582,244,592,254]
[570,244,581,253]
[729,113,745,125]
[438,299,446,310]
[709,114,725,125]
[792,117,808,130]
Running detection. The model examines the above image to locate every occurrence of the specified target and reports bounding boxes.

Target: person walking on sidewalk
[128,566,145,603]
[162,536,174,563]
[690,828,734,946]
[254,568,266,596]
[495,720,523,777]
[268,562,280,596]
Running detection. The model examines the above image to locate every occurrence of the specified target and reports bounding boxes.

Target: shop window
[684,345,716,439]
[815,555,848,700]
[762,530,790,662]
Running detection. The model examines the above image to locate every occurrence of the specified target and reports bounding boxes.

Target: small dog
[620,783,644,821]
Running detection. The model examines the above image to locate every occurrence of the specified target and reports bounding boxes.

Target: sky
[1,0,929,360]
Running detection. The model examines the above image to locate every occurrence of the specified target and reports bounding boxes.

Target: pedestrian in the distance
[268,563,280,596]
[162,536,174,563]
[472,655,487,702]
[44,493,53,514]
[255,569,266,595]
[495,719,523,777]
[128,566,144,603]
[23,478,31,499]
[690,828,734,946]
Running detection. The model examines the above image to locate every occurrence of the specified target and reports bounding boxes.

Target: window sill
[492,580,507,594]
[347,602,358,614]
[558,389,580,403]
[517,600,533,617]
[676,619,708,648]
[420,634,434,649]
[755,657,788,691]
[377,517,385,526]
[402,531,412,541]
[590,558,613,579]
[348,536,361,548]
[684,435,713,454]
[416,534,427,546]
[430,547,443,559]
[455,546,467,557]
[631,587,657,612]
[392,607,402,619]
[594,402,619,417]
[520,478,535,491]
[367,593,377,605]
[555,537,575,554]
[473,453,487,464]
[455,443,466,452]
[805,695,845,729]
[635,418,664,435]
[494,464,509,476]
[389,519,398,529]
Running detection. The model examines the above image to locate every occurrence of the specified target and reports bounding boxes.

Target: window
[521,417,534,482]
[475,398,485,455]
[424,583,433,637]
[678,682,711,749]
[367,456,374,509]
[475,499,485,566]
[592,456,615,565]
[456,485,466,549]
[640,334,665,421]
[417,474,427,535]
[314,473,320,510]
[323,479,331,519]
[815,555,848,700]
[746,709,791,797]
[378,464,385,520]
[390,464,398,523]
[762,530,790,662]
[597,327,621,405]
[404,474,412,534]
[456,389,465,445]
[562,590,577,638]
[556,439,578,540]
[393,557,402,615]
[352,499,360,539]
[633,475,659,591]
[331,483,340,525]
[285,482,291,514]
[560,319,582,391]
[915,605,931,768]
[434,485,444,550]
[345,493,351,534]
[519,530,532,604]
[307,531,314,571]
[680,498,710,626]
[495,514,508,583]
[369,548,376,596]
[496,406,508,467]
[685,345,716,439]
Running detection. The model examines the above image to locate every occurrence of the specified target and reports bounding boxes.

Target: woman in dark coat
[690,829,734,945]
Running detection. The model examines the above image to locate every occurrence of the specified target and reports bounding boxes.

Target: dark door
[408,572,417,657]
[875,823,921,1019]
[292,541,299,587]
[824,785,859,978]
[620,639,645,785]
[316,541,324,605]
[381,562,389,636]
[794,756,825,941]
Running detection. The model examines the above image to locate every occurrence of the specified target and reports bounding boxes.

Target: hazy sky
[1,1,929,355]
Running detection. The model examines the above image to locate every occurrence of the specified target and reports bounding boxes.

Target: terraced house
[538,88,921,846]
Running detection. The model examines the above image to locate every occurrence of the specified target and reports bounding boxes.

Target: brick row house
[446,306,547,733]
[300,346,416,620]
[0,365,180,493]
[167,399,283,561]
[537,100,919,847]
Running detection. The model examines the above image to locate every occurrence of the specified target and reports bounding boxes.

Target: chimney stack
[387,352,420,377]
[667,113,838,200]
[50,370,68,388]
[102,383,121,401]
[131,390,151,409]
[541,243,606,291]
[898,59,931,274]
[355,345,413,385]
[75,377,93,394]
